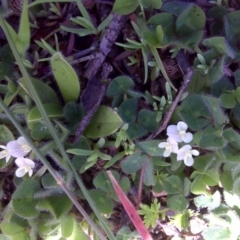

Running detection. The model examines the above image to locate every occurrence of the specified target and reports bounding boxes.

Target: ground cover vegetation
[0,0,240,239]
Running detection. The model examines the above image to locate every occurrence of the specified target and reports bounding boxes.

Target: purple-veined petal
[7,141,26,157]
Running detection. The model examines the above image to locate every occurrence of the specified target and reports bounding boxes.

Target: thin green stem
[0,97,106,240]
[0,14,116,240]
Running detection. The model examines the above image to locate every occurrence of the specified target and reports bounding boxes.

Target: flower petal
[28,169,33,177]
[7,141,26,158]
[177,121,188,131]
[15,157,26,167]
[182,132,193,143]
[177,151,185,160]
[179,145,192,151]
[163,149,171,157]
[0,145,7,150]
[15,167,26,177]
[5,155,11,163]
[184,156,194,166]
[158,142,167,148]
[17,137,27,145]
[0,151,7,159]
[191,150,200,156]
[167,125,182,142]
[24,158,35,168]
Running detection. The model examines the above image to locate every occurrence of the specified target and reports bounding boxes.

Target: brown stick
[146,68,193,140]
[84,13,129,79]
[73,13,128,143]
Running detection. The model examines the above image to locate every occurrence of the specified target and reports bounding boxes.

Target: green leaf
[0,222,26,236]
[199,125,227,150]
[113,0,139,15]
[147,13,175,44]
[202,226,231,240]
[106,76,134,97]
[143,159,155,186]
[220,163,235,191]
[67,217,90,240]
[121,151,147,174]
[50,52,80,102]
[118,98,138,123]
[137,109,158,132]
[167,194,188,212]
[17,0,30,56]
[41,173,58,188]
[171,210,190,231]
[194,191,221,210]
[0,125,14,144]
[233,176,240,195]
[126,122,147,140]
[220,93,236,108]
[89,189,114,214]
[0,44,15,64]
[202,37,235,58]
[142,29,161,47]
[176,5,205,35]
[203,94,228,125]
[12,179,41,219]
[163,175,183,194]
[61,215,74,238]
[93,171,119,193]
[19,77,59,104]
[235,87,240,103]
[27,103,63,123]
[84,106,123,138]
[136,140,164,157]
[179,94,212,130]
[187,71,208,93]
[0,62,14,80]
[36,194,73,219]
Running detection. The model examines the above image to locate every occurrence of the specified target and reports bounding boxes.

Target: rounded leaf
[12,179,41,219]
[220,93,236,109]
[84,106,123,138]
[167,194,188,212]
[106,76,134,97]
[113,0,139,15]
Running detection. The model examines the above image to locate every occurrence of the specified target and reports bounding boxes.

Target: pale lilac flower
[15,157,35,177]
[167,121,193,143]
[7,137,32,158]
[0,145,11,162]
[177,145,199,166]
[158,137,179,157]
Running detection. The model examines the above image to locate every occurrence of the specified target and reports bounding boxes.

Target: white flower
[15,157,35,177]
[7,137,32,158]
[167,121,193,143]
[0,145,11,162]
[158,137,179,157]
[177,145,199,166]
